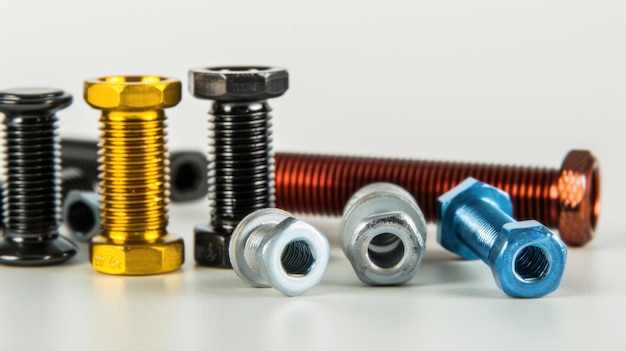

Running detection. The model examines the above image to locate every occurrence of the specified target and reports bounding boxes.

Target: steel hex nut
[84,76,182,110]
[346,212,424,285]
[62,190,100,242]
[189,66,289,101]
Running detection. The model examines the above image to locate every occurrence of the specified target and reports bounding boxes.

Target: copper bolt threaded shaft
[275,150,600,246]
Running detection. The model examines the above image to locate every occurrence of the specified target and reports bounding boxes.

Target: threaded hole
[173,162,201,193]
[281,240,315,276]
[368,233,405,269]
[68,202,96,234]
[514,246,550,281]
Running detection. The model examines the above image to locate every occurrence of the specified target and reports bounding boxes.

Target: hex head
[340,182,427,286]
[557,150,600,246]
[0,87,72,114]
[189,66,288,102]
[437,177,513,260]
[489,220,567,298]
[90,234,184,275]
[194,224,232,268]
[84,76,181,110]
[62,190,100,242]
[346,212,426,285]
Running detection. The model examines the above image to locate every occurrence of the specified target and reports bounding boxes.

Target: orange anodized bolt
[84,75,184,275]
[275,150,600,246]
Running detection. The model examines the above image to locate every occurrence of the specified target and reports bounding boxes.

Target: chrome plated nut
[61,190,100,242]
[189,66,289,101]
[229,208,330,296]
[340,183,427,285]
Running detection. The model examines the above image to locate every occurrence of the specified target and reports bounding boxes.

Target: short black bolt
[0,88,77,266]
[189,66,289,267]
[60,167,94,201]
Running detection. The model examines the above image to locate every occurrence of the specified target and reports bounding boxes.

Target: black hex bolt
[0,88,77,266]
[189,66,289,267]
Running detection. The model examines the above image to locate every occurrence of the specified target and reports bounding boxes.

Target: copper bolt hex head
[275,149,600,246]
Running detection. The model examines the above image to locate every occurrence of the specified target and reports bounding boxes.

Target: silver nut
[340,183,427,285]
[188,66,289,101]
[61,190,100,242]
[229,208,329,297]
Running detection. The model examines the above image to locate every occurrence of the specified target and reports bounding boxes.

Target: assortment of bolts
[0,66,602,298]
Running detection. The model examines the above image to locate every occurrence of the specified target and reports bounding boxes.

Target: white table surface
[1,1,625,350]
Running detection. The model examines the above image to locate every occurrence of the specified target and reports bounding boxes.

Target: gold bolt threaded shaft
[99,110,169,243]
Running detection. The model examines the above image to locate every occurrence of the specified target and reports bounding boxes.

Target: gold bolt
[84,75,184,275]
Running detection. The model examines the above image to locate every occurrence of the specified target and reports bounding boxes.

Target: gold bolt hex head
[84,76,182,110]
[84,75,184,275]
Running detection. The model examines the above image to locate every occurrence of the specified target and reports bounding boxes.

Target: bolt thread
[275,153,559,227]
[243,223,274,273]
[99,110,169,242]
[208,101,274,234]
[454,200,515,262]
[243,223,315,277]
[280,240,315,275]
[60,167,94,201]
[515,246,550,281]
[60,139,100,181]
[2,114,60,240]
[368,233,405,269]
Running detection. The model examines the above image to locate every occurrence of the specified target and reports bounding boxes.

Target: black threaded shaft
[3,113,61,240]
[60,167,94,201]
[0,88,76,266]
[209,101,275,233]
[60,139,100,181]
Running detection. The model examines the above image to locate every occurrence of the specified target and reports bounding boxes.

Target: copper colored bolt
[275,150,600,246]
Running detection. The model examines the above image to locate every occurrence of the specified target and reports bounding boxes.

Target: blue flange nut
[437,177,567,298]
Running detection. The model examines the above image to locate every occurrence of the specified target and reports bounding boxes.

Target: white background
[0,1,625,350]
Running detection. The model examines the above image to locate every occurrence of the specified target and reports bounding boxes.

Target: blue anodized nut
[437,177,568,298]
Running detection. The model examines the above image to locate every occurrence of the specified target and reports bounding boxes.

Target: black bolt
[0,88,77,266]
[60,138,208,202]
[60,138,99,181]
[60,167,94,201]
[189,66,289,267]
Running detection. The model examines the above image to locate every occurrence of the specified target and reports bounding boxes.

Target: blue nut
[437,177,568,298]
